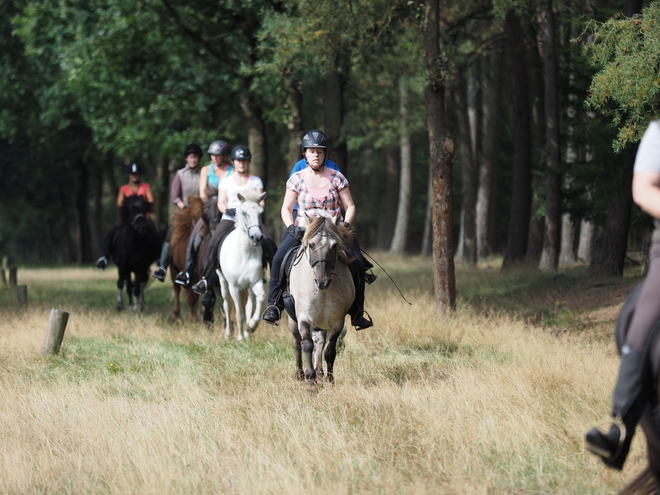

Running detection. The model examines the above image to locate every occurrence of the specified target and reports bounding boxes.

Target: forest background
[0,0,657,282]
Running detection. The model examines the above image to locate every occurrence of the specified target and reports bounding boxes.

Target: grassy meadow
[0,256,647,494]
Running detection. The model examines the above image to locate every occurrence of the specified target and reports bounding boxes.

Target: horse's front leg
[247,279,265,333]
[116,272,126,311]
[299,319,316,383]
[312,329,326,378]
[202,291,216,331]
[172,283,181,321]
[324,323,345,383]
[229,285,247,341]
[289,319,304,380]
[125,272,134,309]
[217,274,233,339]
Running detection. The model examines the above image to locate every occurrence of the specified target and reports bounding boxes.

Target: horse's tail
[621,466,658,495]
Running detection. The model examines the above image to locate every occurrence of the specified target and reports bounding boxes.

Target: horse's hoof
[205,322,214,332]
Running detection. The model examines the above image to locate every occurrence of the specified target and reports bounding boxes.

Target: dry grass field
[0,255,647,494]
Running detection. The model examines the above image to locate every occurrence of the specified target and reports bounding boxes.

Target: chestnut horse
[169,196,220,325]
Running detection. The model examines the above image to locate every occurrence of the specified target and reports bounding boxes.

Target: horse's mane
[303,216,354,264]
[171,196,204,247]
[118,195,149,224]
[201,195,220,236]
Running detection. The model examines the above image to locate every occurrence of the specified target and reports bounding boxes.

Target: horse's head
[121,195,151,233]
[302,214,354,291]
[202,195,221,234]
[235,192,266,246]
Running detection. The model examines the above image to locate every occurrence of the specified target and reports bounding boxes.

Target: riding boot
[348,266,373,330]
[152,242,170,282]
[262,289,285,326]
[585,345,646,470]
[95,256,109,270]
[175,232,199,288]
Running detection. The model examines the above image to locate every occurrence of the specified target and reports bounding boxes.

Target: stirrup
[174,271,191,287]
[365,271,377,284]
[95,256,109,271]
[262,305,281,326]
[152,266,167,282]
[191,278,208,295]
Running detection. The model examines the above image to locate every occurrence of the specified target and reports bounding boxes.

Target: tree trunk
[421,167,433,257]
[285,76,304,168]
[453,69,477,265]
[155,155,170,233]
[75,158,92,263]
[425,0,455,313]
[476,50,502,259]
[577,219,595,263]
[240,92,267,183]
[502,11,532,269]
[591,146,636,276]
[390,78,412,255]
[376,148,399,250]
[538,0,561,273]
[559,213,577,265]
[324,65,348,175]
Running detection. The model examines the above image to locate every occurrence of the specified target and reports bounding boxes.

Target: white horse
[288,214,355,384]
[217,191,267,340]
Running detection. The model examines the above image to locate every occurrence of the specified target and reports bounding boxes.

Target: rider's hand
[225,208,236,217]
[287,224,305,240]
[341,221,352,230]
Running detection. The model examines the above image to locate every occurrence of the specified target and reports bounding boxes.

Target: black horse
[109,195,161,311]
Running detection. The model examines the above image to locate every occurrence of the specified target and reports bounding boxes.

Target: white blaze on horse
[217,191,267,340]
[287,214,355,384]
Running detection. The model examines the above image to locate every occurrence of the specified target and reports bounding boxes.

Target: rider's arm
[217,188,229,213]
[633,171,660,219]
[116,189,125,208]
[171,173,185,209]
[257,188,265,208]
[338,186,356,225]
[144,184,155,204]
[199,166,209,201]
[281,189,297,227]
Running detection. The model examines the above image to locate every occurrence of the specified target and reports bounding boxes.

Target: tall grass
[0,257,643,494]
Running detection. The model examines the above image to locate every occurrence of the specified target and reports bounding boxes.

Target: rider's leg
[351,234,377,284]
[347,256,373,330]
[152,224,173,282]
[95,223,119,270]
[585,241,660,470]
[175,219,203,288]
[262,233,299,325]
[191,219,234,295]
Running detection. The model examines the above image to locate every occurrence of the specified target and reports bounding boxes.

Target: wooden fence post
[9,267,17,287]
[42,309,69,355]
[16,285,27,310]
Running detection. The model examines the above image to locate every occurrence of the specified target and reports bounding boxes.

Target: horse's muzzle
[315,278,332,291]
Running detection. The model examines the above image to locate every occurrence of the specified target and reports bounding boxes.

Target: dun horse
[286,214,355,384]
[110,195,161,312]
[217,192,267,340]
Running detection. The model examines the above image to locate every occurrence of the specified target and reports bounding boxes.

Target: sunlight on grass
[0,259,642,494]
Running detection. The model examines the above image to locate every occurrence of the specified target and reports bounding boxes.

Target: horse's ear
[258,191,267,202]
[238,193,245,203]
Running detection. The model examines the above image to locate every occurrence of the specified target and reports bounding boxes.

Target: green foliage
[583,3,660,150]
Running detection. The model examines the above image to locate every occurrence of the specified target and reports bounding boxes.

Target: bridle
[304,233,338,275]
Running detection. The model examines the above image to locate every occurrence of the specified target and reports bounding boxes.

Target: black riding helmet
[208,140,230,156]
[301,129,327,167]
[184,143,203,157]
[231,145,251,161]
[126,162,143,175]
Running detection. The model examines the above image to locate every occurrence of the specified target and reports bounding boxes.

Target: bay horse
[217,191,267,340]
[110,195,161,312]
[612,282,660,494]
[286,214,355,385]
